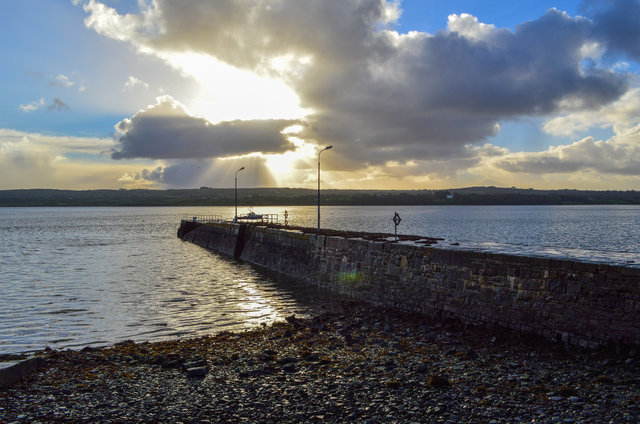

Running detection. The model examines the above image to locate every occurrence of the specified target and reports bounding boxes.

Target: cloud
[48,98,71,111]
[586,0,640,61]
[124,75,149,91]
[0,129,150,190]
[122,156,277,188]
[49,74,75,88]
[82,0,161,42]
[446,13,506,44]
[19,98,71,112]
[295,7,630,169]
[0,152,159,189]
[0,128,113,154]
[19,98,45,112]
[489,131,640,176]
[111,95,295,160]
[82,1,638,174]
[119,165,164,184]
[543,87,640,137]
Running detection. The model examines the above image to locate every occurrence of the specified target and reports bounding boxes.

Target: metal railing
[236,213,279,224]
[182,214,223,223]
[262,214,279,224]
[182,213,279,224]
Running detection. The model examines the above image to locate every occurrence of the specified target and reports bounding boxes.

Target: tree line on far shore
[1,186,639,207]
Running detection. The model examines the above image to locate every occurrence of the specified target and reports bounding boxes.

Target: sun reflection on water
[0,208,340,355]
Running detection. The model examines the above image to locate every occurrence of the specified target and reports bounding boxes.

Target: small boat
[235,211,279,224]
[237,211,263,221]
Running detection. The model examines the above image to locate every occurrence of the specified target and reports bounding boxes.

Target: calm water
[1,205,639,355]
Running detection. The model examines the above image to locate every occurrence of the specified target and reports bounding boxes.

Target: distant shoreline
[1,187,639,207]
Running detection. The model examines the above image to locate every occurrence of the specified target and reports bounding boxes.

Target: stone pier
[178,221,640,348]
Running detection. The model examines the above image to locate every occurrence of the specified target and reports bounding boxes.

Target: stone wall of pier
[180,221,240,257]
[178,221,640,348]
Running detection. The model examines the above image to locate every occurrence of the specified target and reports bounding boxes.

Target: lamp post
[317,145,332,231]
[235,166,245,222]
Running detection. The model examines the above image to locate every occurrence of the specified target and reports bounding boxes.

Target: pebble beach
[1,303,639,423]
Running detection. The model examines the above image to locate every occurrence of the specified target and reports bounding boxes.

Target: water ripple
[0,207,340,355]
[1,205,639,355]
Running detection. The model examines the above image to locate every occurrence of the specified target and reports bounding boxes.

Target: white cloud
[492,136,640,175]
[124,75,149,90]
[543,87,640,137]
[83,0,161,43]
[380,0,401,26]
[19,98,71,112]
[50,74,75,88]
[612,62,630,72]
[446,13,506,44]
[579,40,605,61]
[19,98,45,112]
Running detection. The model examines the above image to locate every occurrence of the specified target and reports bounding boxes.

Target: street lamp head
[319,145,333,156]
[238,166,245,171]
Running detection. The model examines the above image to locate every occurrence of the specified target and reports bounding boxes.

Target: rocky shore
[1,304,639,423]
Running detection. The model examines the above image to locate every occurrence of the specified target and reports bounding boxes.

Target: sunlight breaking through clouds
[79,1,638,185]
[5,0,640,189]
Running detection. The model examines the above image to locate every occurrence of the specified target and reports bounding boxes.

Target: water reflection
[0,208,340,355]
[1,205,639,355]
[235,280,279,321]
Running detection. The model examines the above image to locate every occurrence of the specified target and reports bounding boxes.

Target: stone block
[325,236,345,250]
[0,357,45,388]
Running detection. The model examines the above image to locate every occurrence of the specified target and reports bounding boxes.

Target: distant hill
[1,187,639,206]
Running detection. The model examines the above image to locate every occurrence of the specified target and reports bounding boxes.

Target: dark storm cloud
[111,96,295,160]
[145,0,389,70]
[122,162,209,186]
[586,0,640,60]
[86,0,638,171]
[131,156,277,188]
[141,166,164,182]
[296,8,628,168]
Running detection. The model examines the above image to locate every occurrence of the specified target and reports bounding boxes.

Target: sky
[2,0,640,190]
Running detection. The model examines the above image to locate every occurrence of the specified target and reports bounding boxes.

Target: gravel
[1,303,639,423]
